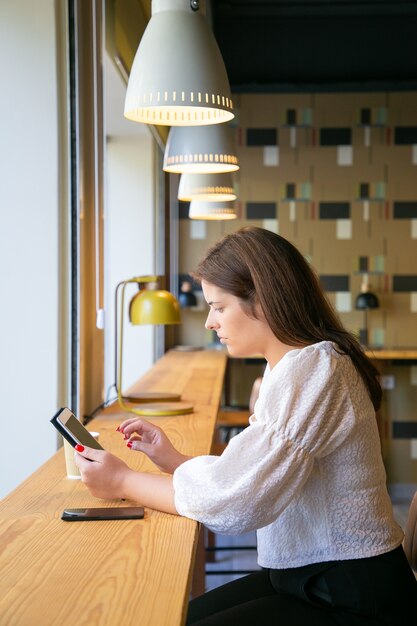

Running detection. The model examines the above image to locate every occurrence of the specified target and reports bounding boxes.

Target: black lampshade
[179,280,197,308]
[179,291,197,308]
[355,291,379,310]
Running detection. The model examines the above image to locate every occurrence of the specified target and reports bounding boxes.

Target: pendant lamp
[163,124,239,173]
[189,200,237,220]
[124,0,234,126]
[178,172,237,201]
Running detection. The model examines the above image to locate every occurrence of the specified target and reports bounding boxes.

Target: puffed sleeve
[173,344,359,534]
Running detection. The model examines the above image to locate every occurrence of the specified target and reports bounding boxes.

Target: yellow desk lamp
[116,276,193,416]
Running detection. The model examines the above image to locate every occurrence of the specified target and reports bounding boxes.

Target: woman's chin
[225,345,242,357]
[227,345,260,359]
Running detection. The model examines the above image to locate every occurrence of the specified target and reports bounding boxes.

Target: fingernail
[127,441,133,448]
[75,444,84,452]
[123,434,129,440]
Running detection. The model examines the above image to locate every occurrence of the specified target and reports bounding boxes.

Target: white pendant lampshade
[124,0,234,126]
[163,124,239,173]
[189,200,237,220]
[178,172,237,201]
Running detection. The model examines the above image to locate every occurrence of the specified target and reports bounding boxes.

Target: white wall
[104,56,156,398]
[0,0,61,498]
[0,8,157,499]
[104,137,155,396]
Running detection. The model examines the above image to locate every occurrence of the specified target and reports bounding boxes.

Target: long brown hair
[192,226,382,411]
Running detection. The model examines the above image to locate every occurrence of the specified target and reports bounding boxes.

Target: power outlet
[380,375,395,390]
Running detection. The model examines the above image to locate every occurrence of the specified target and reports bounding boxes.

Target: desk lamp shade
[178,172,237,201]
[116,276,193,416]
[355,291,379,310]
[179,281,197,308]
[163,124,239,174]
[124,0,234,126]
[355,275,380,346]
[130,289,181,325]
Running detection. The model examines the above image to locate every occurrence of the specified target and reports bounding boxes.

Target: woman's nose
[205,310,218,330]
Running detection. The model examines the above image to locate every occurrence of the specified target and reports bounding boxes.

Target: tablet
[50,407,104,450]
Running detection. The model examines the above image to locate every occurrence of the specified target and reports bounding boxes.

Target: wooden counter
[365,349,417,360]
[224,349,417,406]
[0,349,227,626]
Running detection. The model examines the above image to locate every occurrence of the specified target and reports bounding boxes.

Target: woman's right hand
[117,418,191,474]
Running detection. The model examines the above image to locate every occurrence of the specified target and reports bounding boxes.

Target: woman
[76,227,417,625]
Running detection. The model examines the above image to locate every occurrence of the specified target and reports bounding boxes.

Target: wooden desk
[224,349,417,406]
[365,349,417,360]
[0,349,227,626]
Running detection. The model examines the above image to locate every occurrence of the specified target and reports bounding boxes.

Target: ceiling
[209,0,417,92]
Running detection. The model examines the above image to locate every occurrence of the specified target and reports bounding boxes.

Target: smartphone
[61,507,144,521]
[50,407,104,450]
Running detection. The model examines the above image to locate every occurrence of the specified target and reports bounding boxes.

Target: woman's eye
[214,307,224,313]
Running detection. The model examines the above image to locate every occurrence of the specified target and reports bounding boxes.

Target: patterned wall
[232,91,417,348]
[177,91,417,486]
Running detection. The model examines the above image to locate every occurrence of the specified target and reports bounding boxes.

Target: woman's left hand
[116,418,191,474]
[75,446,134,500]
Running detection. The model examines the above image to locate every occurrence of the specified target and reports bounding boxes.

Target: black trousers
[187,547,417,626]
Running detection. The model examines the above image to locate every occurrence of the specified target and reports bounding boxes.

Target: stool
[206,405,256,572]
[205,377,263,574]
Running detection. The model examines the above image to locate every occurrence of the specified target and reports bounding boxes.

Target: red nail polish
[127,441,132,448]
[75,444,84,452]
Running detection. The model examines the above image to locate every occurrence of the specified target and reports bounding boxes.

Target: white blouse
[173,341,403,568]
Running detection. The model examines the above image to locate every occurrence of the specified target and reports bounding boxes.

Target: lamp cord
[83,389,118,425]
[114,281,124,394]
[92,0,104,330]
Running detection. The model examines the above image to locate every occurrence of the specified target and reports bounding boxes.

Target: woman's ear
[253,298,266,321]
